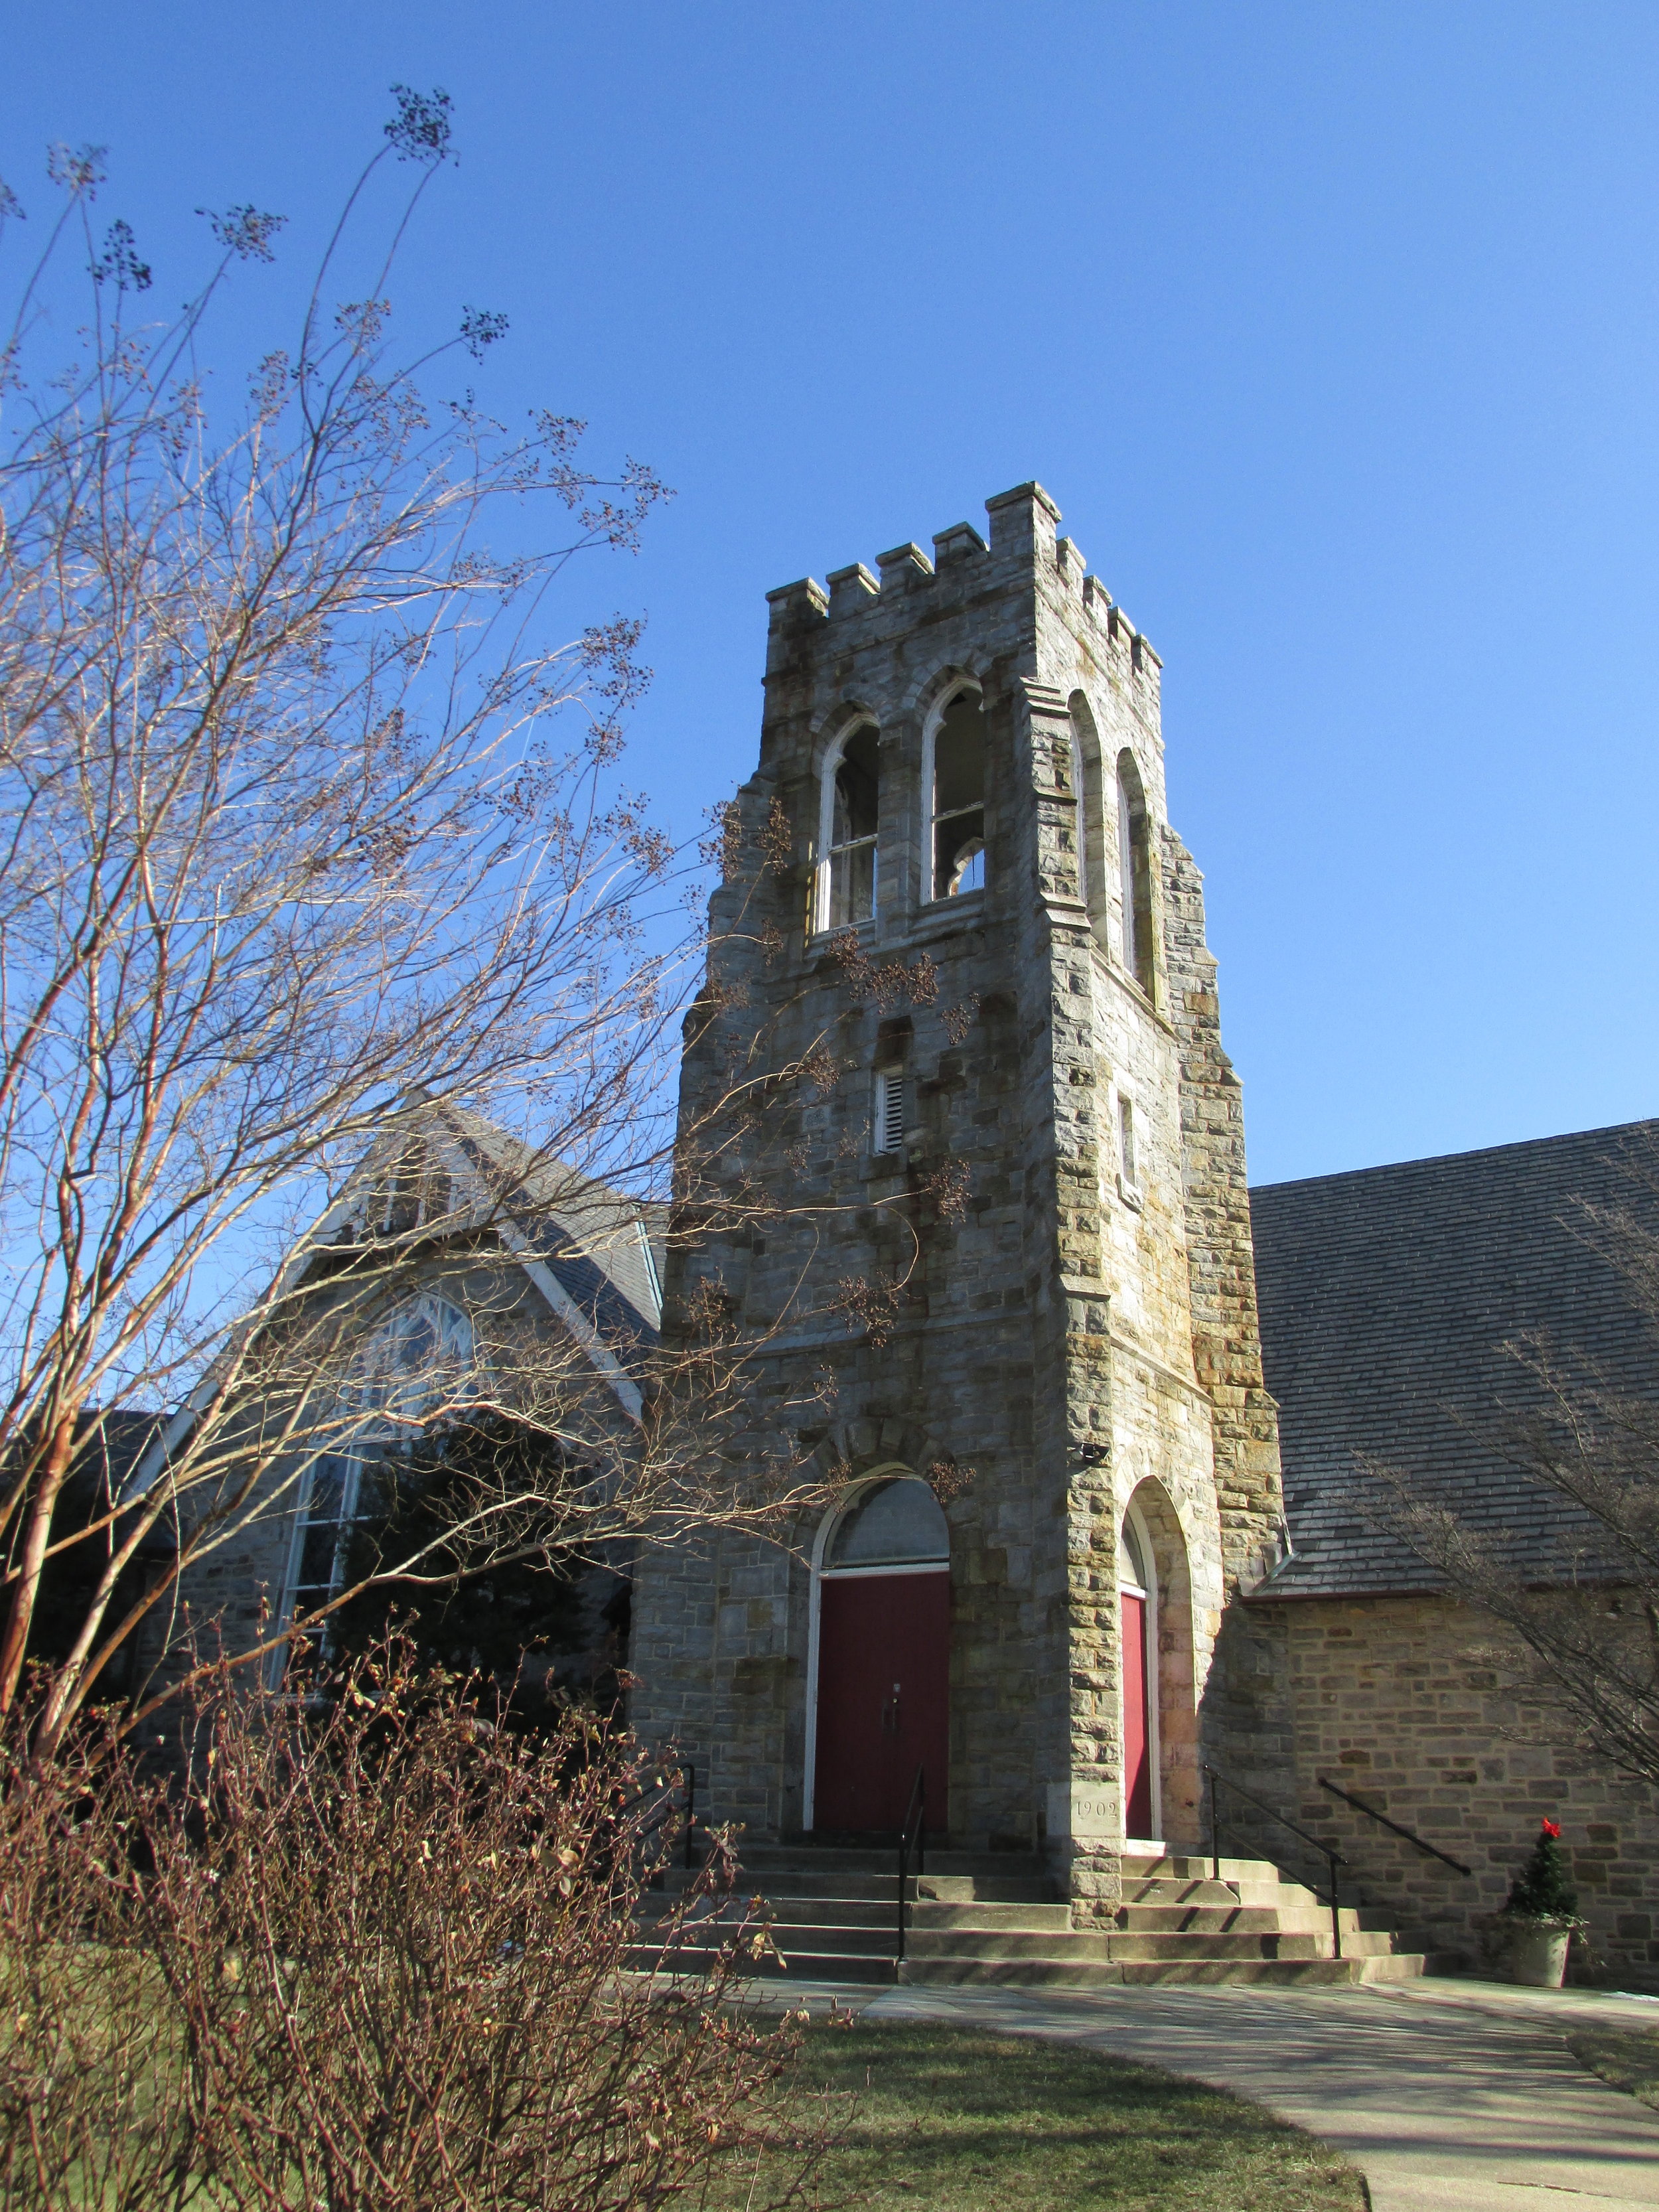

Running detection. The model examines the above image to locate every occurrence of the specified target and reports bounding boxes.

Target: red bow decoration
[1541,1818,1561,1838]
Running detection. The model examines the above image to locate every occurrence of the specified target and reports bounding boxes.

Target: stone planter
[1498,1920,1572,1988]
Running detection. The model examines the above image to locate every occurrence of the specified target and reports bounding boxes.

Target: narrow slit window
[1117,753,1155,997]
[931,692,986,899]
[823,725,879,930]
[875,1069,906,1153]
[1118,1095,1137,1190]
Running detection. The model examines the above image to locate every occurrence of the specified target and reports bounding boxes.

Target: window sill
[1118,1174,1144,1213]
[807,919,878,950]
[907,891,986,946]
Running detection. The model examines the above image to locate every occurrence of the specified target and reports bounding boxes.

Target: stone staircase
[637,1844,1427,1988]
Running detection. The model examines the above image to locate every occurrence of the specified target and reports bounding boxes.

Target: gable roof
[439,1111,662,1354]
[1248,1118,1659,1599]
[127,1108,663,1495]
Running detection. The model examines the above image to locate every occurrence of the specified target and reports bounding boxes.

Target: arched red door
[812,1477,950,1836]
[1119,1509,1157,1842]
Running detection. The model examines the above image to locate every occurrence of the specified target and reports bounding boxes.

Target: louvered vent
[875,1070,906,1154]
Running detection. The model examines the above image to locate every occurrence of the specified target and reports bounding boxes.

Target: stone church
[630,482,1659,1987]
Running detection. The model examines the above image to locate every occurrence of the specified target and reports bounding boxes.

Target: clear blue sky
[7,1,1659,1186]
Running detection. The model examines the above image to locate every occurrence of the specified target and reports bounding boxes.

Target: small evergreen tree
[1502,1817,1581,1921]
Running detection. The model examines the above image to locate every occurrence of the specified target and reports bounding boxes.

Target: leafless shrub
[0,1642,816,2211]
[920,1161,972,1224]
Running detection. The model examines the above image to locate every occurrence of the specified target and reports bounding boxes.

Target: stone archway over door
[812,1475,949,1834]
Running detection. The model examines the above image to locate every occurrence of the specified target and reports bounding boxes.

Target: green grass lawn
[1565,2023,1659,2109]
[711,2021,1365,2210]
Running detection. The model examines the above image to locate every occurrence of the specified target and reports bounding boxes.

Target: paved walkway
[776,1976,1659,2211]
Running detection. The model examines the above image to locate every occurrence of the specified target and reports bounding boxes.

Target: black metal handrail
[895,1763,925,1969]
[1317,1775,1473,1876]
[1204,1763,1346,1960]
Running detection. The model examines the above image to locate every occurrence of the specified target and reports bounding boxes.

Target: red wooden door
[1122,1589,1154,1839]
[813,1570,949,1834]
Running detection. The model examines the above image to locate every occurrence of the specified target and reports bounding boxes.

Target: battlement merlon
[761,481,1160,682]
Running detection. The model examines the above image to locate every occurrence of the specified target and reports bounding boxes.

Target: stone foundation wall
[1210,1590,1659,1986]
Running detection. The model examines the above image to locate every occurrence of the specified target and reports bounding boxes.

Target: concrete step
[628,1944,896,1984]
[1120,1876,1269,1906]
[1121,1854,1288,1882]
[642,1916,899,1958]
[904,1929,1327,1963]
[656,1868,1055,1906]
[896,1953,1427,1991]
[650,1910,1406,1969]
[748,1846,1046,1880]
[912,1875,1057,1903]
[1116,1900,1389,1940]
[910,1901,1075,1932]
[640,1844,1425,1993]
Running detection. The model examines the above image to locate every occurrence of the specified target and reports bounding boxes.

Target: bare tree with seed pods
[1364,1142,1659,1793]
[0,96,883,1761]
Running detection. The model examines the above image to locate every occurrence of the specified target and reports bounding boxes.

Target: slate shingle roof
[1248,1119,1659,1598]
[442,1112,662,1353]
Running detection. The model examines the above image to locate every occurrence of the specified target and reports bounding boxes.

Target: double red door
[812,1570,949,1834]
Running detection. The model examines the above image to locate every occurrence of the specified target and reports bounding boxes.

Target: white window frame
[920,680,986,905]
[814,718,880,935]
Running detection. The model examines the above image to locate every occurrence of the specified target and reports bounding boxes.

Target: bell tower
[630,483,1283,1917]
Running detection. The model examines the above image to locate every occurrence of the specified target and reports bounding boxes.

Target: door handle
[882,1681,901,1733]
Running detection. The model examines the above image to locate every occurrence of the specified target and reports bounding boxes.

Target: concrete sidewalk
[812,1977,1659,2211]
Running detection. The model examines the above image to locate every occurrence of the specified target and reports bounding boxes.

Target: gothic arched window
[1117,749,1155,999]
[929,690,986,899]
[272,1291,477,1678]
[1068,693,1106,938]
[818,722,879,932]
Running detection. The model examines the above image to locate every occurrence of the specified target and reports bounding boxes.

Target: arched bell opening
[1119,1481,1198,1852]
[805,1469,950,1838]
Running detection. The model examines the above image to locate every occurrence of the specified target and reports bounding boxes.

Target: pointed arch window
[271,1291,477,1682]
[818,722,879,932]
[1116,750,1155,999]
[930,690,986,899]
[1067,694,1106,936]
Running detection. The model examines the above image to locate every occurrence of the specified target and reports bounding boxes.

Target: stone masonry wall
[1162,835,1284,1595]
[1210,1590,1659,1986]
